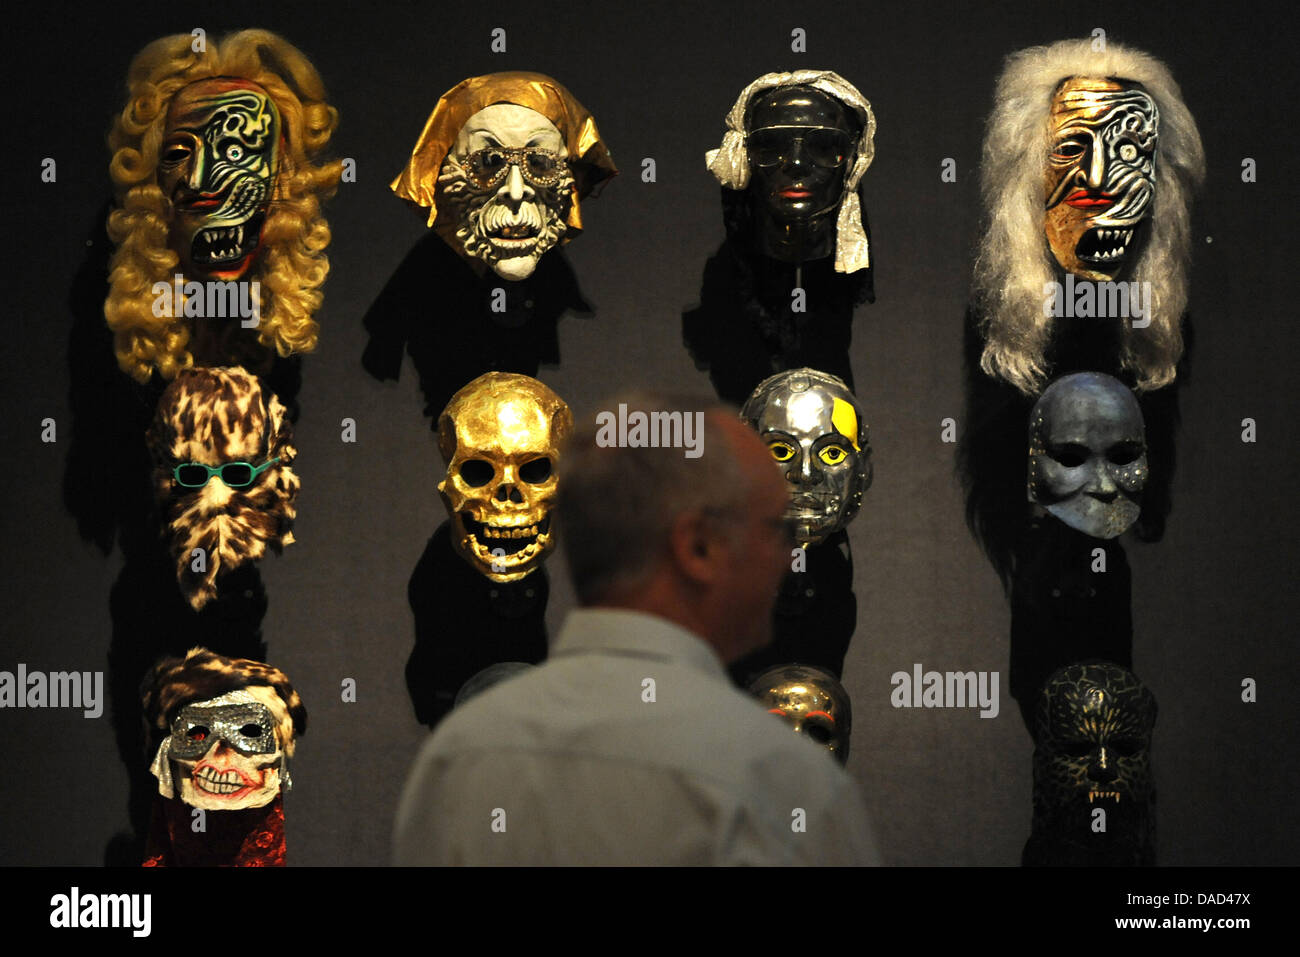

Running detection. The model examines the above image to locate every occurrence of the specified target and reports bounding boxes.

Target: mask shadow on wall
[361,231,590,428]
[683,185,871,407]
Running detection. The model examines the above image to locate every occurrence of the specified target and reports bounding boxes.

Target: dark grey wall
[2,0,1296,866]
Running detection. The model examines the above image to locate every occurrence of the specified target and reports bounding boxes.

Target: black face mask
[746,86,858,228]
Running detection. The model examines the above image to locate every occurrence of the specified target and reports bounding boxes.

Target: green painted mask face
[159,78,281,279]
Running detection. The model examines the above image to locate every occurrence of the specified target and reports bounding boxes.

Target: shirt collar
[552,607,728,680]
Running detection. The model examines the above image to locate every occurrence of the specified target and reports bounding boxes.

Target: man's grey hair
[557,392,754,604]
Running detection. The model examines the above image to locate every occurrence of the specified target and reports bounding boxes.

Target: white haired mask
[706,70,876,273]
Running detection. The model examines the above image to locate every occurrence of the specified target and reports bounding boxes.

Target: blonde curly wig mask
[106,29,342,383]
[972,38,1204,395]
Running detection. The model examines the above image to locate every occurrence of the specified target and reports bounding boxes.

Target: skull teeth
[195,766,246,795]
[480,524,539,539]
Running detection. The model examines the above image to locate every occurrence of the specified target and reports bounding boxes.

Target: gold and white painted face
[1044,78,1158,281]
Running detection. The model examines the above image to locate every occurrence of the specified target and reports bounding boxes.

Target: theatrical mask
[1028,372,1146,539]
[972,39,1204,395]
[160,78,281,280]
[741,369,871,546]
[437,373,573,582]
[1045,78,1158,281]
[143,648,305,812]
[1030,661,1156,863]
[152,689,286,811]
[391,72,617,281]
[707,70,875,271]
[147,367,299,610]
[105,30,341,383]
[749,664,852,764]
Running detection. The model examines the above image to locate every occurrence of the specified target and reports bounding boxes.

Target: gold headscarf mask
[391,71,617,238]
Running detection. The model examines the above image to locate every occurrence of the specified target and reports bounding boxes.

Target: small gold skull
[437,373,572,582]
[749,664,853,764]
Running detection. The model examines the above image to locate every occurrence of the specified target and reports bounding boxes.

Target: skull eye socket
[187,726,209,742]
[1047,443,1089,468]
[459,459,495,487]
[1107,441,1145,466]
[804,723,833,745]
[519,457,552,484]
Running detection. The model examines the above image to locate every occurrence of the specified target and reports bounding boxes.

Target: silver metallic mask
[1028,372,1147,539]
[741,368,871,545]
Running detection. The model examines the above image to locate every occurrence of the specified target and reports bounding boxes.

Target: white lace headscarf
[706,70,876,273]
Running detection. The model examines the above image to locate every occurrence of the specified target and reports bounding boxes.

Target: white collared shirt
[393,608,881,865]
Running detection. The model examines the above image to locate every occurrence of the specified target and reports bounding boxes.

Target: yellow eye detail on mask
[818,444,849,466]
[769,441,796,462]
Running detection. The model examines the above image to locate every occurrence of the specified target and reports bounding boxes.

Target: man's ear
[667,509,726,587]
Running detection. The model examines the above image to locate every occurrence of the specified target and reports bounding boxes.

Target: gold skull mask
[437,373,572,582]
[749,664,853,764]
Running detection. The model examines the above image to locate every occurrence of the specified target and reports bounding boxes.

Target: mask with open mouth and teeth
[1029,661,1156,864]
[437,373,573,581]
[160,78,281,280]
[749,664,852,764]
[104,30,342,384]
[164,690,284,811]
[1028,372,1147,539]
[1045,78,1159,281]
[391,72,617,282]
[972,39,1205,396]
[740,368,871,546]
[144,648,305,815]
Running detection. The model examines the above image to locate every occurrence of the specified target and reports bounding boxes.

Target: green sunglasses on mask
[171,457,281,490]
